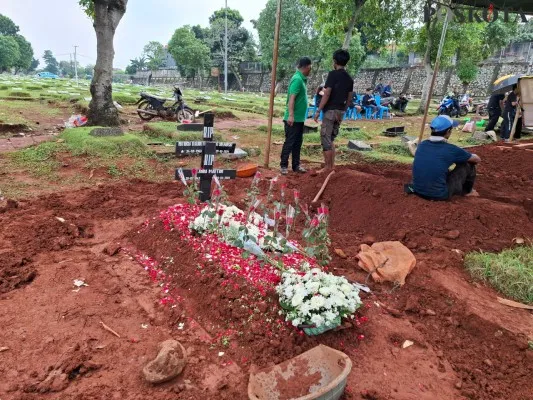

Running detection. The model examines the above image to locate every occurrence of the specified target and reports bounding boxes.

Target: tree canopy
[0,14,34,73]
[168,26,211,78]
[143,41,166,71]
[0,35,20,72]
[256,0,319,80]
[43,50,59,75]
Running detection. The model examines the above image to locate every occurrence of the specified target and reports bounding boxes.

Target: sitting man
[392,93,409,113]
[362,88,379,117]
[348,92,362,117]
[411,115,481,200]
[380,81,394,106]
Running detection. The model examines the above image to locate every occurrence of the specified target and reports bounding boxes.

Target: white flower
[310,295,325,310]
[291,294,305,307]
[319,286,331,296]
[305,281,320,294]
[310,314,325,327]
[341,283,353,295]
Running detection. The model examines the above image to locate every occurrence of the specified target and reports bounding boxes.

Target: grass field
[466,245,533,305]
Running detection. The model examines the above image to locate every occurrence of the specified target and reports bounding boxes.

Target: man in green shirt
[280,57,312,175]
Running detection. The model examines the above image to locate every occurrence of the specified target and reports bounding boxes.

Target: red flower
[310,217,319,228]
[217,209,225,216]
[293,190,300,199]
[192,168,198,176]
[213,189,221,197]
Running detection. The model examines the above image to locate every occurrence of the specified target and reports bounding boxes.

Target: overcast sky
[2,0,268,69]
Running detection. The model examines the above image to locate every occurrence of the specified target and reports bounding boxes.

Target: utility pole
[224,0,228,94]
[73,45,79,86]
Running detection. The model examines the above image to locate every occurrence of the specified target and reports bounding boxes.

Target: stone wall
[352,62,529,97]
[134,61,530,97]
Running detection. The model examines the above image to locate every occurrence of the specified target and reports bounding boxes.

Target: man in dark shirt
[501,85,519,141]
[484,93,504,133]
[362,88,379,117]
[313,49,354,173]
[412,115,481,201]
[374,79,384,95]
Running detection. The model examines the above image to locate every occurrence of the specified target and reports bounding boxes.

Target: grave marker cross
[175,113,236,202]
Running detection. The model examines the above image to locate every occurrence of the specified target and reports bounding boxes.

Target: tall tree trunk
[342,0,365,50]
[230,65,244,91]
[88,0,127,126]
[418,18,436,114]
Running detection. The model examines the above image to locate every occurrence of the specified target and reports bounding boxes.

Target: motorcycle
[437,95,468,117]
[135,86,196,122]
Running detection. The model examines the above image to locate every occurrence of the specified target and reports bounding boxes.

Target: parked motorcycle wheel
[459,106,468,117]
[177,107,195,123]
[137,100,156,121]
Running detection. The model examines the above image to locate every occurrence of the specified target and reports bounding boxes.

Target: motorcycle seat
[140,92,169,101]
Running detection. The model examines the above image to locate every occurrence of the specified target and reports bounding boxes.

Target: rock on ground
[143,340,187,384]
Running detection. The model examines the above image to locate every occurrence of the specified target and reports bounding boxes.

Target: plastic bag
[462,121,475,133]
[357,241,416,286]
[64,115,88,128]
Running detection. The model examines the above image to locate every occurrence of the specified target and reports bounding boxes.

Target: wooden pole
[263,0,283,168]
[312,171,335,203]
[418,6,451,144]
[509,98,521,142]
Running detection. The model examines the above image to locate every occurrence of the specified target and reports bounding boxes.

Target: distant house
[162,48,177,69]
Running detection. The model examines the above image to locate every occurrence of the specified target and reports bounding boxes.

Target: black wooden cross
[175,113,236,202]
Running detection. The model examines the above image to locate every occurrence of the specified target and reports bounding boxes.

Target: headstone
[347,140,372,151]
[472,131,490,141]
[401,135,417,144]
[89,127,124,137]
[175,113,236,202]
[177,123,203,132]
[303,125,318,134]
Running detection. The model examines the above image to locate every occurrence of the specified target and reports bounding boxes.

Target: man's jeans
[280,121,304,170]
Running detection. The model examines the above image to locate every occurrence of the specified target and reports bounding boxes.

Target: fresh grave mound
[293,168,533,254]
[124,203,369,368]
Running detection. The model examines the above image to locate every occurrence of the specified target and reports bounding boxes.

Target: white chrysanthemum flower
[305,281,320,294]
[319,286,331,296]
[291,294,305,307]
[310,295,325,310]
[310,314,325,327]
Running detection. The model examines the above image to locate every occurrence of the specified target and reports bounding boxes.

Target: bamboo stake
[509,97,521,142]
[263,0,283,168]
[312,171,335,203]
[418,6,451,144]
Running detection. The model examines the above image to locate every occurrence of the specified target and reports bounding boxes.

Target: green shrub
[0,85,8,90]
[25,85,43,91]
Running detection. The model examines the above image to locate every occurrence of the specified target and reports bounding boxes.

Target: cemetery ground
[0,76,532,400]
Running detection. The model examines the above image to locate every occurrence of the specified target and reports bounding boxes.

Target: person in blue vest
[411,115,481,200]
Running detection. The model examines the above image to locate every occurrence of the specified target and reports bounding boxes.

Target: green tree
[0,14,19,36]
[0,35,20,71]
[13,35,33,73]
[168,26,211,82]
[28,58,39,73]
[317,31,365,76]
[143,41,165,71]
[83,64,95,76]
[79,0,128,127]
[125,56,146,75]
[405,5,518,111]
[256,0,319,81]
[206,8,257,89]
[515,19,533,42]
[43,50,59,74]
